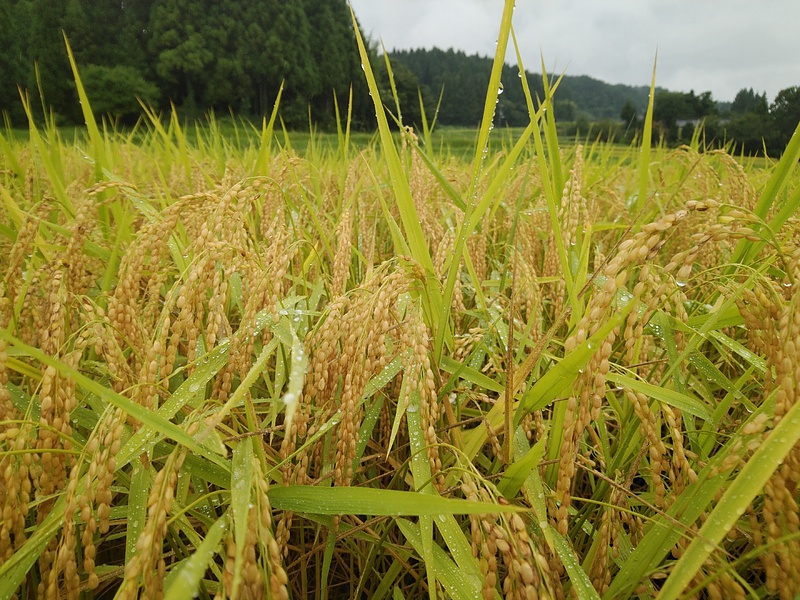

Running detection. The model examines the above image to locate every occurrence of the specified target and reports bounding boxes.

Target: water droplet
[188,382,201,394]
[407,403,419,413]
[437,514,446,523]
[497,82,504,95]
[783,281,793,288]
[676,280,687,288]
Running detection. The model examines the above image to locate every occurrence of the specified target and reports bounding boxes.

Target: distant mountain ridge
[387,47,664,125]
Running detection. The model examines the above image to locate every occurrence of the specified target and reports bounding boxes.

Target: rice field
[3,8,800,600]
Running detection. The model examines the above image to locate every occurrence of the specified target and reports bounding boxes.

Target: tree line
[386,49,799,156]
[0,0,373,128]
[646,87,800,156]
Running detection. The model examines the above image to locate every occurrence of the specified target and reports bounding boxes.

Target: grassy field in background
[5,121,540,162]
[2,4,800,599]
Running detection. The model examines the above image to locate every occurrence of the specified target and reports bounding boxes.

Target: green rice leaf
[732,118,800,266]
[230,437,255,598]
[440,355,504,394]
[550,527,602,600]
[0,331,231,472]
[125,461,151,564]
[255,82,283,173]
[0,501,64,600]
[656,397,800,600]
[63,33,108,178]
[605,372,712,421]
[163,516,227,600]
[116,340,231,469]
[499,428,546,499]
[406,389,437,598]
[396,519,482,600]
[268,485,521,516]
[347,6,436,281]
[522,301,633,415]
[634,55,657,217]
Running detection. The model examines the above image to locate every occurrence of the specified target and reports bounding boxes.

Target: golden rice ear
[3,5,800,598]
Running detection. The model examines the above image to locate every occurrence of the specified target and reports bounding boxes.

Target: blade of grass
[460,300,632,464]
[634,54,657,217]
[230,437,255,599]
[0,330,230,472]
[603,400,774,599]
[255,81,284,174]
[0,499,64,600]
[433,0,515,362]
[605,372,712,422]
[656,396,800,600]
[396,518,482,600]
[550,527,602,600]
[539,60,565,195]
[163,516,227,600]
[18,90,73,217]
[63,33,108,179]
[125,461,151,564]
[513,430,600,600]
[116,339,232,468]
[406,399,437,600]
[347,8,433,275]
[530,85,575,319]
[348,5,444,350]
[469,0,516,185]
[267,485,521,516]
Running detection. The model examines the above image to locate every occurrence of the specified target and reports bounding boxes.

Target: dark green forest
[0,0,372,128]
[386,47,655,127]
[1,0,798,155]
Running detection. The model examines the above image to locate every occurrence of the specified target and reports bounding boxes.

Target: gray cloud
[350,0,800,101]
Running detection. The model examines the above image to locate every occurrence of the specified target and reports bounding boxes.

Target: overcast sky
[349,0,800,103]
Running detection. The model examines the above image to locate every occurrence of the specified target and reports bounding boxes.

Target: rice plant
[2,3,800,599]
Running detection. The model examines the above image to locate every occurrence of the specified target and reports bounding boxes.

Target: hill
[388,47,662,126]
